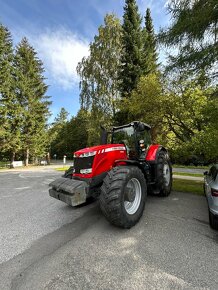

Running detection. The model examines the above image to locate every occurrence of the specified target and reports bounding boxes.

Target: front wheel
[156,151,172,196]
[100,166,147,228]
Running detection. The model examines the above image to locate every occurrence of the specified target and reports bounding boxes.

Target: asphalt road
[0,169,217,290]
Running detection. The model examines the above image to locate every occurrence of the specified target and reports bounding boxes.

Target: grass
[0,161,10,169]
[55,167,69,171]
[173,164,209,169]
[172,178,204,195]
[173,172,203,177]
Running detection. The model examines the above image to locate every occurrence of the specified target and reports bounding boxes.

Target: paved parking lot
[0,169,217,289]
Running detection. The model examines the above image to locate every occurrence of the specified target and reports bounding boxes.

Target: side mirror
[204,171,208,176]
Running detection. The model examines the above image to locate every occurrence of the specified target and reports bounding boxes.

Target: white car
[204,164,218,230]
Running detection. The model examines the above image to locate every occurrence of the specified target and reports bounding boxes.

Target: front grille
[74,156,95,174]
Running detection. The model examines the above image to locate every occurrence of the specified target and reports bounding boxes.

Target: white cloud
[31,28,90,90]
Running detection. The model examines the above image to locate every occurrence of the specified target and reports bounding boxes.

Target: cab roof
[113,121,151,131]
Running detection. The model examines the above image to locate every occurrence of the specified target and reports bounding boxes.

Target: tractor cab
[112,121,151,160]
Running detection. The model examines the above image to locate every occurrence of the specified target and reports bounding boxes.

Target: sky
[0,0,171,122]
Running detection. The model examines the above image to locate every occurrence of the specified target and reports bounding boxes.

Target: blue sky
[0,0,170,122]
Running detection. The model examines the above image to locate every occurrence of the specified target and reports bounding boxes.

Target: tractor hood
[74,144,126,158]
[73,143,127,178]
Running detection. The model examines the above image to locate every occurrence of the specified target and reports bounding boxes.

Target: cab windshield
[112,126,135,155]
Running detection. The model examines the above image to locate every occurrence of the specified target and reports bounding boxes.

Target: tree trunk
[10,152,16,168]
[25,148,29,166]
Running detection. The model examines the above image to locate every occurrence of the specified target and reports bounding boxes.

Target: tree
[119,0,143,97]
[160,76,218,163]
[49,107,69,142]
[142,8,158,75]
[159,0,218,78]
[0,24,23,163]
[77,14,122,121]
[14,38,51,166]
[122,73,164,140]
[54,107,69,125]
[49,107,69,157]
[51,109,88,158]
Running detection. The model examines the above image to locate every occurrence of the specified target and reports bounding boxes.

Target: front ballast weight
[49,177,88,206]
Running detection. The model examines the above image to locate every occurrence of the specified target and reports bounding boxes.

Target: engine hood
[74,144,126,157]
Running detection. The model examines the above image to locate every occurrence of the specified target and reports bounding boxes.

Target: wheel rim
[163,163,171,186]
[124,178,142,215]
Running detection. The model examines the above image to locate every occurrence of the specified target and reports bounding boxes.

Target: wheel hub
[124,178,142,215]
[163,163,171,186]
[125,187,135,202]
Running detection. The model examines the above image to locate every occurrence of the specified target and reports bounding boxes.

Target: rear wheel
[100,166,147,228]
[209,210,218,230]
[156,151,172,196]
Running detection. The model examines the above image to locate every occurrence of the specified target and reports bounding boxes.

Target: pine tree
[159,0,218,77]
[49,107,69,157]
[0,24,22,163]
[14,38,51,166]
[54,107,69,125]
[142,8,158,75]
[120,0,143,97]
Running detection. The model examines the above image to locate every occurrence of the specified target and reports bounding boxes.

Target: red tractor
[49,121,172,228]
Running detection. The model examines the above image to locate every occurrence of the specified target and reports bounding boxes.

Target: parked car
[204,164,218,230]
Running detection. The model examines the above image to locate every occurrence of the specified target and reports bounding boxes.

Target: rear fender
[113,159,150,180]
[146,145,167,163]
[145,145,169,184]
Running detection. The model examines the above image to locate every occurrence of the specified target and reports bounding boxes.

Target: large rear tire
[156,151,172,196]
[209,210,218,230]
[100,166,147,228]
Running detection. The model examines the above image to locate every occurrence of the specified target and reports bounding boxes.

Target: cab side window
[137,130,151,149]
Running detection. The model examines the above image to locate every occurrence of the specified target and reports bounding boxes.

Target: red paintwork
[73,144,127,178]
[73,143,162,179]
[145,144,161,161]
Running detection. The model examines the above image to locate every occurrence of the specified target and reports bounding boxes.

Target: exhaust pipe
[100,126,108,145]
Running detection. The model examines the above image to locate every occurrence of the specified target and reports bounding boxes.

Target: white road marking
[19,173,42,178]
[0,191,28,199]
[15,187,30,190]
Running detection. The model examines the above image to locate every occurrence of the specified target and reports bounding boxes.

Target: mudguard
[146,145,167,162]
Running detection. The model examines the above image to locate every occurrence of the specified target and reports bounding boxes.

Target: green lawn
[173,164,209,170]
[56,167,69,171]
[172,179,204,195]
[0,161,10,169]
[173,172,203,177]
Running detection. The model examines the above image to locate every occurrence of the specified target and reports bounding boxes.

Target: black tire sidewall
[156,151,172,196]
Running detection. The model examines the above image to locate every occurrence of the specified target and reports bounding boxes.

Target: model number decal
[105,147,126,152]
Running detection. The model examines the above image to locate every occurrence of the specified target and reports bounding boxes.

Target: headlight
[80,168,92,174]
[79,151,96,158]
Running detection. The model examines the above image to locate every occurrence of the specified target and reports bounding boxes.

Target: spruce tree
[0,24,22,163]
[120,0,143,97]
[49,107,69,157]
[142,8,158,75]
[14,38,51,166]
[159,0,218,76]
